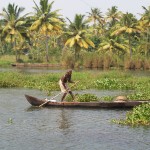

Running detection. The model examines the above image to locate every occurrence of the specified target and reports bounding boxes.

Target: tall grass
[61,51,75,68]
[0,53,149,70]
[143,59,150,70]
[82,52,113,69]
[124,55,150,70]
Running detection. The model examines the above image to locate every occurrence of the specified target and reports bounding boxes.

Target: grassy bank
[0,55,16,66]
[0,70,149,100]
[0,55,29,66]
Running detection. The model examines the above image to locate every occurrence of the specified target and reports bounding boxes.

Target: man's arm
[68,74,74,83]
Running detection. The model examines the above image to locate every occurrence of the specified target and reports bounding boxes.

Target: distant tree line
[0,0,149,69]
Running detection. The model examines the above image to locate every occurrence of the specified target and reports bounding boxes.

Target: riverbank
[11,63,62,67]
[1,54,150,70]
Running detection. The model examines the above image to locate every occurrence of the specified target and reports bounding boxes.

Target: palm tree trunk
[75,48,77,62]
[14,38,18,62]
[45,33,49,62]
[147,28,150,57]
[75,45,80,62]
[93,19,97,35]
[11,36,18,62]
[128,34,132,59]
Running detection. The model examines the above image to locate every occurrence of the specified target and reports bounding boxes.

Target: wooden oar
[39,81,79,107]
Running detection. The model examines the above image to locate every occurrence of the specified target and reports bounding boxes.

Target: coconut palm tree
[106,6,122,28]
[87,8,104,26]
[87,8,105,36]
[111,12,142,59]
[140,6,150,27]
[0,3,29,61]
[64,14,95,61]
[99,37,128,55]
[30,0,63,62]
[139,6,150,57]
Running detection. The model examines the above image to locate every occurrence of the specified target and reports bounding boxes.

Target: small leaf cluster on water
[112,103,150,126]
[8,118,13,124]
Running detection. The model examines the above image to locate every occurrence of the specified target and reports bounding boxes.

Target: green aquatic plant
[127,91,150,100]
[66,93,99,102]
[8,118,13,124]
[100,96,113,101]
[94,78,134,90]
[77,94,99,102]
[112,103,150,126]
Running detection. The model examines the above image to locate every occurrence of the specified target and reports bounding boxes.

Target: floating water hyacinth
[112,103,150,126]
[8,118,13,124]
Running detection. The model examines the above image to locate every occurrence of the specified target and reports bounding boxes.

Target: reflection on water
[0,89,150,150]
[0,66,66,74]
[126,69,150,77]
[26,106,42,112]
[59,109,71,130]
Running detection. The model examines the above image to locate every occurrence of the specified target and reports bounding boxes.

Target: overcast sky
[0,0,150,20]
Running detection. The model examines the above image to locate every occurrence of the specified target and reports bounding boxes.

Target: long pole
[39,92,62,107]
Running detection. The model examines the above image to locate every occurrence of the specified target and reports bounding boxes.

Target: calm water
[0,88,150,150]
[0,66,150,77]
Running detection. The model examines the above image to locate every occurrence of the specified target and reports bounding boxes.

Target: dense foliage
[0,1,149,69]
[112,103,150,126]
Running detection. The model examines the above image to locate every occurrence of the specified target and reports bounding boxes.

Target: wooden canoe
[25,94,149,108]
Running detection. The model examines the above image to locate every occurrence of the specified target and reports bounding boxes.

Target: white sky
[0,0,150,20]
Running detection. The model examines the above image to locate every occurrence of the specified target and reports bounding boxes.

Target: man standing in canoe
[59,69,75,102]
